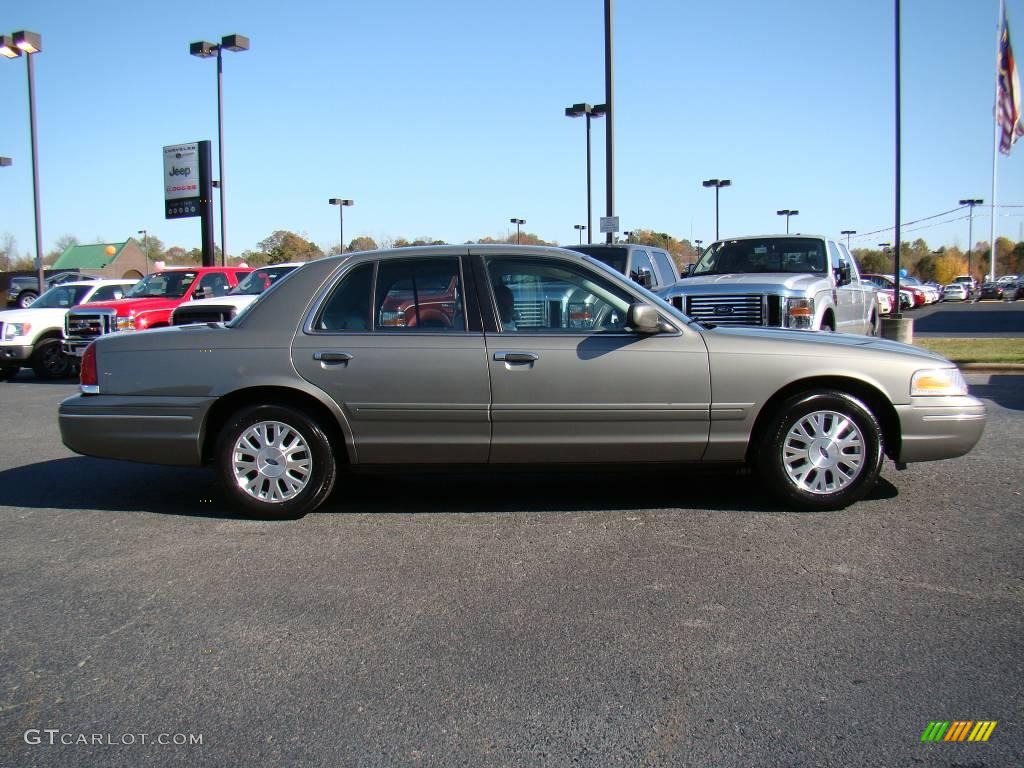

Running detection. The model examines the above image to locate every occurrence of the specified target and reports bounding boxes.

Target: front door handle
[493,351,538,363]
[313,351,353,364]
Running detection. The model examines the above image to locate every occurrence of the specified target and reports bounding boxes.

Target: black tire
[17,290,38,308]
[756,390,884,511]
[216,405,336,519]
[868,310,880,337]
[30,338,75,380]
[820,316,835,332]
[0,365,19,381]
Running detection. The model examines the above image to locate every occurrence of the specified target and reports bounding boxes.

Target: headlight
[3,322,31,340]
[115,316,135,331]
[911,368,968,397]
[784,297,814,330]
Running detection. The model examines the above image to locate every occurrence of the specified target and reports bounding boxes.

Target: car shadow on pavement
[0,457,901,518]
[967,375,1024,412]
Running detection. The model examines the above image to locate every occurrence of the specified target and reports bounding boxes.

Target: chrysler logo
[714,305,734,316]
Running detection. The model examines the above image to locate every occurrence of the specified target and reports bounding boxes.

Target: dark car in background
[978,280,1020,301]
[6,271,99,309]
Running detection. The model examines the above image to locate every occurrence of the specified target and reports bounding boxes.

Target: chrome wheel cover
[232,421,312,503]
[782,410,865,495]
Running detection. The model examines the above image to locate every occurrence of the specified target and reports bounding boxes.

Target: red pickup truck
[63,266,250,356]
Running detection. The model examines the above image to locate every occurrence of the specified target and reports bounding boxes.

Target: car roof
[711,234,830,243]
[63,279,138,287]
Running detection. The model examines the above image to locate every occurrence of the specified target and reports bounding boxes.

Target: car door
[829,240,867,333]
[291,255,491,464]
[478,252,711,464]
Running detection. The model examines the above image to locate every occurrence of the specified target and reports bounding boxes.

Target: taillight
[80,342,98,393]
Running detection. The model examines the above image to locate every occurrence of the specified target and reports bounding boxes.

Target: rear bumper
[59,393,216,466]
[895,396,986,463]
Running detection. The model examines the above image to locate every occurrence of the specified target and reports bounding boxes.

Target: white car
[170,263,303,326]
[0,279,137,380]
[943,283,968,301]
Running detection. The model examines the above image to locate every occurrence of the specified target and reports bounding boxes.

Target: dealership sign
[163,143,201,219]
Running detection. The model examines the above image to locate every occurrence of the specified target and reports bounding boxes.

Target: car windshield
[229,265,299,295]
[692,238,827,276]
[901,276,923,286]
[569,246,628,275]
[125,271,198,299]
[31,284,93,309]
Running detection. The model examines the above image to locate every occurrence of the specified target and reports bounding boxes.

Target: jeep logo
[168,166,192,177]
[713,305,734,316]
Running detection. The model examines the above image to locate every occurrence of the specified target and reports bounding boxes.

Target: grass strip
[915,337,1024,364]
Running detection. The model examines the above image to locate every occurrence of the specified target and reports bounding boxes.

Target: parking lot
[1,374,1022,767]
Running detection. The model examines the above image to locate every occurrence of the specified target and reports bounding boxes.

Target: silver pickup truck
[659,234,879,335]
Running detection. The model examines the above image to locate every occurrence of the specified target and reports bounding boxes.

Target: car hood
[73,297,179,316]
[667,272,831,294]
[702,324,949,363]
[0,306,71,325]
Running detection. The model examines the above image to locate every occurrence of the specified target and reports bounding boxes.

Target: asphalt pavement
[909,297,1024,337]
[0,375,1021,768]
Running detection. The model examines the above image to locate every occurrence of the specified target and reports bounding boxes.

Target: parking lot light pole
[776,209,799,234]
[510,218,525,245]
[574,224,586,244]
[190,34,249,266]
[328,199,354,254]
[702,179,730,240]
[841,229,856,249]
[2,32,45,299]
[565,103,606,244]
[958,198,983,282]
[137,229,150,274]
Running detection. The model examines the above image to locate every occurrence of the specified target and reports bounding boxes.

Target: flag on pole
[998,7,1024,154]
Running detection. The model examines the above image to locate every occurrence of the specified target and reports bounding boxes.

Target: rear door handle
[493,351,538,363]
[313,351,353,364]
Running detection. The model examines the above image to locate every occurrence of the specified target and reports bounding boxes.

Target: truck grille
[685,294,766,326]
[65,308,117,340]
[172,305,237,325]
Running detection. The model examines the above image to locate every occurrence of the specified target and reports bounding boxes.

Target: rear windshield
[229,265,299,295]
[32,284,93,308]
[692,238,826,276]
[125,271,198,299]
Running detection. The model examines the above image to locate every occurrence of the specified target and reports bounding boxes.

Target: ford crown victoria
[58,245,985,518]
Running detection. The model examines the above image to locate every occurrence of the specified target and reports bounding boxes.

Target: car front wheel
[756,390,884,511]
[216,405,337,519]
[30,338,75,379]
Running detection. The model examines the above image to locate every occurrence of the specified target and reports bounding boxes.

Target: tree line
[2,229,1022,284]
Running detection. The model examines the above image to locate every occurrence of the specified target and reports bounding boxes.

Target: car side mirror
[685,263,695,276]
[635,268,654,289]
[193,287,209,300]
[626,302,663,334]
[834,264,851,286]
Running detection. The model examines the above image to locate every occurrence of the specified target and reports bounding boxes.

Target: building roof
[52,241,131,269]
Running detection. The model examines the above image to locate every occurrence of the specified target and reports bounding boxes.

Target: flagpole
[989,0,1004,283]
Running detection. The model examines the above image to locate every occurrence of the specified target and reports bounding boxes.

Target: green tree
[257,230,324,264]
[137,234,165,265]
[853,248,890,274]
[346,236,378,253]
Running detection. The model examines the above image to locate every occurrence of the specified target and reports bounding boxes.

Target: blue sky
[1,0,1022,259]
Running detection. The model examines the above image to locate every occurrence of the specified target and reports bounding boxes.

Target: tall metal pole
[603,0,615,244]
[339,207,345,254]
[216,47,227,266]
[893,0,903,319]
[26,52,44,296]
[585,113,593,244]
[714,186,720,240]
[967,205,974,279]
[989,0,1005,282]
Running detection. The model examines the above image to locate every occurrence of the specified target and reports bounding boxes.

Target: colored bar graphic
[921,720,997,742]
[921,721,950,742]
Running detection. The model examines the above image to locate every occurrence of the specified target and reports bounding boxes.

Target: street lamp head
[221,34,250,52]
[328,198,353,206]
[958,198,983,206]
[510,218,525,225]
[190,40,219,58]
[776,210,788,216]
[0,35,21,58]
[574,224,586,231]
[591,103,607,118]
[565,103,592,118]
[841,229,856,235]
[719,179,731,188]
[702,179,718,187]
[13,31,41,54]
[0,157,11,167]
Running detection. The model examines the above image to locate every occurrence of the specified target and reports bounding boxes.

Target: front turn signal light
[911,368,967,397]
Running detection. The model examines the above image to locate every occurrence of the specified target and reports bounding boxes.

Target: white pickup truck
[659,234,879,335]
[0,279,137,379]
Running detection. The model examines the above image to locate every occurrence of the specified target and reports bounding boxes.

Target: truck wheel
[756,390,884,511]
[868,310,880,337]
[30,338,75,379]
[0,365,19,381]
[216,405,336,519]
[17,291,38,308]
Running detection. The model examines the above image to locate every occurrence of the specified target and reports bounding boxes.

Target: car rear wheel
[216,405,336,519]
[30,338,75,379]
[17,290,38,308]
[756,390,883,511]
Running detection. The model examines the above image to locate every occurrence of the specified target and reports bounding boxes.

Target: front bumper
[895,395,986,463]
[62,340,91,358]
[59,393,216,466]
[0,344,33,364]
